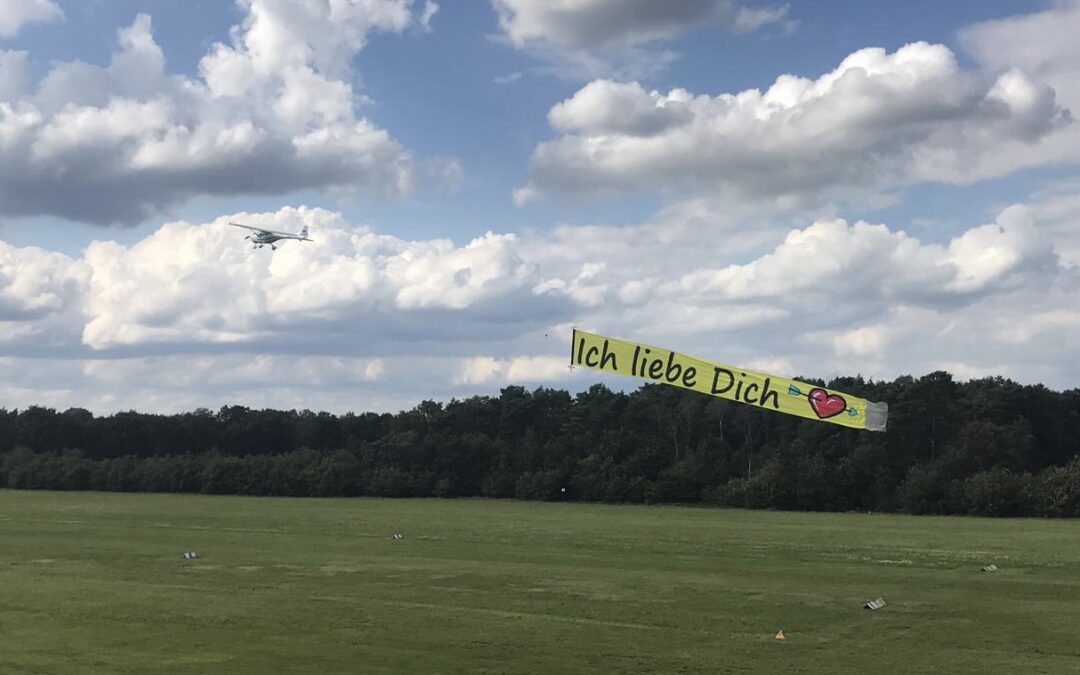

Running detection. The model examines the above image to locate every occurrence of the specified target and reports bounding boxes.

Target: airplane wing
[261,229,311,239]
[229,222,266,233]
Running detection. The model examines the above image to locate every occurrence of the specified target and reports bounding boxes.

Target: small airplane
[229,222,312,250]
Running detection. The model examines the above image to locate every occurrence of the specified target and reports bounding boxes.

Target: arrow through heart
[808,388,847,419]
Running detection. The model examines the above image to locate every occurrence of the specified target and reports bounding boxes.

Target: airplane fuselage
[248,232,295,249]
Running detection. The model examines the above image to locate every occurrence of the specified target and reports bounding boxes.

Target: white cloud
[664,211,1058,329]
[960,0,1080,105]
[731,4,790,33]
[76,207,554,351]
[6,1,1080,414]
[505,355,569,381]
[81,353,387,387]
[0,241,86,319]
[457,355,568,385]
[518,43,1070,208]
[224,0,412,79]
[1023,182,1080,267]
[934,0,1080,278]
[742,356,795,376]
[493,71,523,85]
[829,325,888,363]
[0,1,441,225]
[0,0,62,38]
[1,195,1079,412]
[0,50,28,99]
[456,356,502,385]
[951,1,1080,179]
[995,309,1080,345]
[418,1,439,31]
[0,351,574,414]
[491,0,789,80]
[531,203,1077,388]
[0,353,412,414]
[493,0,787,47]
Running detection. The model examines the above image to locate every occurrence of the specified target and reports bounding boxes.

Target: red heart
[808,388,847,419]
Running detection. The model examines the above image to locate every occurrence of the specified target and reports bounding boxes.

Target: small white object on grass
[982,564,999,572]
[864,597,886,611]
[183,551,199,559]
[392,533,403,540]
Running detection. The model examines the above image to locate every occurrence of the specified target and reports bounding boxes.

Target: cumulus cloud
[517,42,1070,208]
[2,195,1079,412]
[456,355,568,385]
[526,203,1077,389]
[56,199,1054,362]
[0,205,562,358]
[960,0,1080,104]
[0,240,88,352]
[75,207,558,352]
[829,325,889,361]
[0,241,86,320]
[1023,181,1080,267]
[955,0,1080,177]
[0,0,62,38]
[671,210,1056,307]
[491,0,789,80]
[0,1,442,225]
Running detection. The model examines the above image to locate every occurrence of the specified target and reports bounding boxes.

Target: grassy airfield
[2,491,1079,674]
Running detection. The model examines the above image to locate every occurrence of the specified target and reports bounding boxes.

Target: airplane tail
[300,225,309,240]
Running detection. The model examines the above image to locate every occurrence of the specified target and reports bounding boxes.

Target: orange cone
[775,630,786,640]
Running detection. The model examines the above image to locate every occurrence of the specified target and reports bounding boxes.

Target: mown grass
[2,490,1079,674]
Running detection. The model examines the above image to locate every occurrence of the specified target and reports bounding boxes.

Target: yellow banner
[571,329,888,431]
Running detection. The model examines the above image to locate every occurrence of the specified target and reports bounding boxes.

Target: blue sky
[1,0,1079,413]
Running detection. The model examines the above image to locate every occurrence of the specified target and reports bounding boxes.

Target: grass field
[2,491,1079,674]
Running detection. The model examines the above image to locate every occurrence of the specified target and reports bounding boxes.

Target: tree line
[2,372,1079,517]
